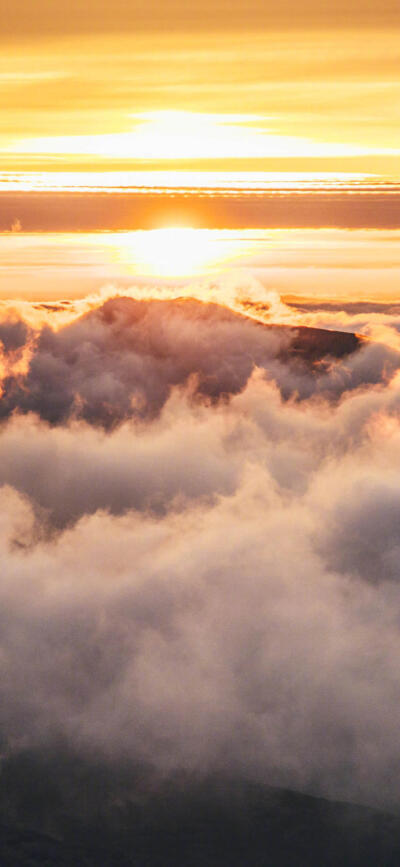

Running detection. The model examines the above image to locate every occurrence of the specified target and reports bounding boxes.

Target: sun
[111,227,252,278]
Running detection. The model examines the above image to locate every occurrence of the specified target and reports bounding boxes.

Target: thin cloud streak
[0,188,400,232]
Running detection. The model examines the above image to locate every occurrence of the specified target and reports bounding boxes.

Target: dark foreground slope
[0,823,95,867]
[1,757,400,867]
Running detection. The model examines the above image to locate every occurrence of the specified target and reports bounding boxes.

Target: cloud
[0,293,400,812]
[0,314,31,354]
[282,295,400,351]
[0,294,397,429]
[10,217,22,233]
[1,190,400,232]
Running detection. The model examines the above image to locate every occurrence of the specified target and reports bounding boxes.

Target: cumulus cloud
[0,294,398,428]
[0,292,400,812]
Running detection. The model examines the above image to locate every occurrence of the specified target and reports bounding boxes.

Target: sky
[1,0,399,178]
[1,228,400,300]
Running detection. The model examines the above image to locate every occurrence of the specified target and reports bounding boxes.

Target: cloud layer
[1,293,400,811]
[1,294,397,429]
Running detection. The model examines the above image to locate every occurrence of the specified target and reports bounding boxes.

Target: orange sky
[2,0,399,35]
[0,2,399,177]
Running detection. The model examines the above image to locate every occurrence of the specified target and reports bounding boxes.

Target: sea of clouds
[1,286,400,810]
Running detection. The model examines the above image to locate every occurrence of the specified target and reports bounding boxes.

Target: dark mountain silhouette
[1,750,400,866]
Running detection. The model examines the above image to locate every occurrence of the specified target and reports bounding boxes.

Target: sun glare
[111,227,254,277]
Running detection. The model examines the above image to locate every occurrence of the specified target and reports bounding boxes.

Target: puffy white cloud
[0,294,400,810]
[0,294,397,427]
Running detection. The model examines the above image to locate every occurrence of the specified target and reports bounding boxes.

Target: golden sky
[2,0,399,34]
[1,1,399,175]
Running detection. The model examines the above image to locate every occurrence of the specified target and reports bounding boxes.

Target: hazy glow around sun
[111,227,258,277]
